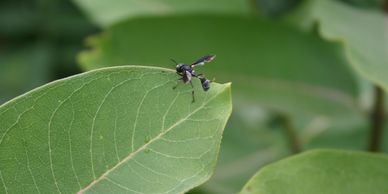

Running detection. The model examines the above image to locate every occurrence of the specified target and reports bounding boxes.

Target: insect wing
[191,55,216,67]
[183,70,192,83]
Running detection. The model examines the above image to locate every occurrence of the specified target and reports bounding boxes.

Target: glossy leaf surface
[0,66,232,194]
[77,15,367,193]
[291,0,388,91]
[240,149,388,194]
[73,0,251,27]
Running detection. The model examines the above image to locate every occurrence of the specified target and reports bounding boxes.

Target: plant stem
[279,115,301,154]
[367,0,387,152]
[368,85,385,152]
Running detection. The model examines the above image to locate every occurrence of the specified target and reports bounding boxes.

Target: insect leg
[172,77,183,90]
[190,80,195,103]
[192,73,202,78]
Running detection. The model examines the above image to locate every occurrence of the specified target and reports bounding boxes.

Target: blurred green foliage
[73,0,387,193]
[240,149,388,194]
[1,0,387,193]
[0,0,97,104]
[73,0,251,28]
[339,0,384,8]
[253,0,301,16]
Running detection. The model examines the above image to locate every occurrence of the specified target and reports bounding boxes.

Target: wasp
[171,55,215,102]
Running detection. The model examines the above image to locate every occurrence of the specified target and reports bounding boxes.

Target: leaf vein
[127,163,162,184]
[160,135,214,143]
[90,76,138,179]
[48,75,106,194]
[68,104,82,189]
[161,92,180,132]
[104,177,143,194]
[132,158,179,181]
[113,108,120,162]
[131,79,174,151]
[78,86,224,193]
[0,170,8,194]
[23,141,41,194]
[0,107,33,145]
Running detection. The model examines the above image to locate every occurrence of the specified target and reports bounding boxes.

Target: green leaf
[290,0,388,91]
[78,15,362,131]
[0,43,52,104]
[198,112,289,194]
[239,149,388,194]
[78,16,367,193]
[0,66,232,194]
[79,15,358,94]
[252,0,301,16]
[72,0,251,27]
[335,0,384,9]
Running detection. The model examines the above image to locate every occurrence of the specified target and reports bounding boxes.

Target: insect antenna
[170,58,178,65]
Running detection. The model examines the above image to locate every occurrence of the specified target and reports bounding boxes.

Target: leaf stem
[368,85,385,152]
[279,115,302,154]
[367,0,388,153]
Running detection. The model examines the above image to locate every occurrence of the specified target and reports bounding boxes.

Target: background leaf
[289,0,388,92]
[337,0,384,8]
[239,149,388,194]
[2,0,388,194]
[0,43,52,104]
[0,66,232,193]
[0,0,97,104]
[78,15,362,142]
[73,0,252,27]
[77,15,372,193]
[252,0,301,16]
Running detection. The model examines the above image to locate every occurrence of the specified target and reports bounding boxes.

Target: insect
[172,55,215,102]
[198,75,211,91]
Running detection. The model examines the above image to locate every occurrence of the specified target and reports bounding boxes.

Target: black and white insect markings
[172,55,215,102]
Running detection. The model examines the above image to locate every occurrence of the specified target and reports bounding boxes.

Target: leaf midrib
[78,84,228,193]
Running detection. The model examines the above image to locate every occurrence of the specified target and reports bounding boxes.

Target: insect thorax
[177,64,192,73]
